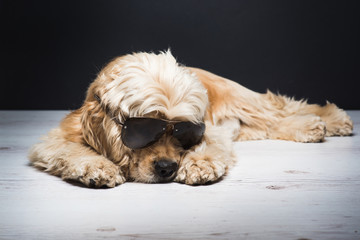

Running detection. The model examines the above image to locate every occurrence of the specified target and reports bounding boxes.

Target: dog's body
[29,51,353,187]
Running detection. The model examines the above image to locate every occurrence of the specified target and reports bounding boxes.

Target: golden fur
[29,51,353,187]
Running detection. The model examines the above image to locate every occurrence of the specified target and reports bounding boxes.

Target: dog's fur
[29,51,353,187]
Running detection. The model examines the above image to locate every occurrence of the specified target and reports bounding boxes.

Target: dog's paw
[63,158,126,188]
[325,114,353,137]
[317,103,353,137]
[296,116,326,143]
[79,166,125,188]
[175,154,226,185]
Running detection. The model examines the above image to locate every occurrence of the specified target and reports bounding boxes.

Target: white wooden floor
[0,111,359,240]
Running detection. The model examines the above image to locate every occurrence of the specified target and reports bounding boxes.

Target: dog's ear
[59,109,84,144]
[57,97,109,155]
[80,99,112,157]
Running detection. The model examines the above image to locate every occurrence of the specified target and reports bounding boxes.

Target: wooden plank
[0,111,359,240]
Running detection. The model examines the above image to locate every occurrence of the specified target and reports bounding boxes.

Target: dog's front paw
[175,153,226,185]
[79,166,126,188]
[63,158,126,188]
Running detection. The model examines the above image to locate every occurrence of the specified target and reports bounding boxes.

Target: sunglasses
[119,118,206,150]
[93,94,206,150]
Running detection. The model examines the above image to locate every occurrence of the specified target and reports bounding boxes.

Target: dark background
[1,0,359,110]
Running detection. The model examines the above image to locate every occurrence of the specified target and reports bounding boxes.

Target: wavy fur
[29,51,353,187]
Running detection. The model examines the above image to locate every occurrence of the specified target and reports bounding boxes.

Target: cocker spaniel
[29,51,353,187]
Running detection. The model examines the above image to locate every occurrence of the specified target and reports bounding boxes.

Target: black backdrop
[1,0,359,110]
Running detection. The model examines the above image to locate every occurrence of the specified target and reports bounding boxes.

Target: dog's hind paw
[316,102,353,137]
[175,154,226,185]
[298,116,326,143]
[325,114,353,136]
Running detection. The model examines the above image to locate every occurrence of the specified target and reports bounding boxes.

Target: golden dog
[29,51,353,187]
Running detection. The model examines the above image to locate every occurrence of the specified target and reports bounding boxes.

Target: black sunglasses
[119,117,205,150]
[93,94,205,150]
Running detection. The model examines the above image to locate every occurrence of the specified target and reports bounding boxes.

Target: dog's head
[80,51,208,183]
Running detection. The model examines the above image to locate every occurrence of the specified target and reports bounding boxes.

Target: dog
[29,51,353,187]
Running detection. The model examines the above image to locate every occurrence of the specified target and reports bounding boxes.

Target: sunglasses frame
[94,94,206,150]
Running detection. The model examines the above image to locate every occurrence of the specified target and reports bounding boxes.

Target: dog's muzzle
[154,158,178,180]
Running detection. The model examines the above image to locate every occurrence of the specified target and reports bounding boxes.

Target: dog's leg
[29,128,126,188]
[298,102,353,137]
[253,92,352,142]
[261,92,353,141]
[268,114,327,142]
[175,120,236,185]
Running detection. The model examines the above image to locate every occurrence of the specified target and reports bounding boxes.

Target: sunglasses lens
[121,118,167,149]
[173,122,205,149]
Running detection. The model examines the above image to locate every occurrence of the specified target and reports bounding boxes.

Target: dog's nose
[154,159,178,178]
